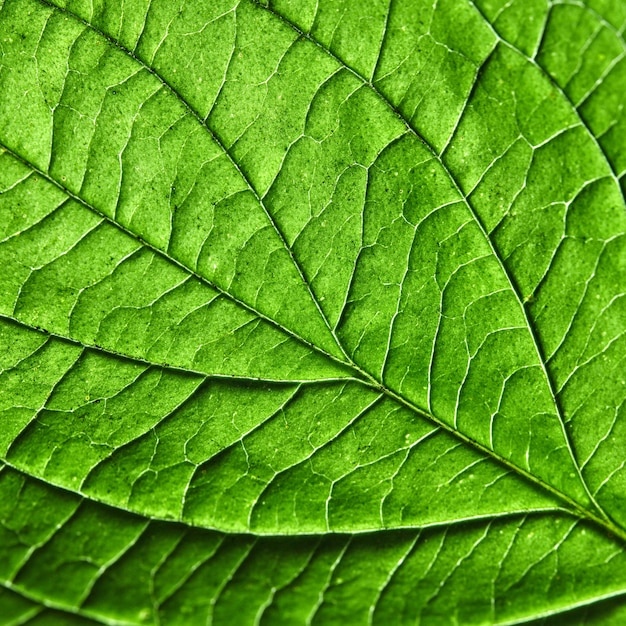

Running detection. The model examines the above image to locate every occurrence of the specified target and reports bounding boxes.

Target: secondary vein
[250,0,613,528]
[33,0,349,365]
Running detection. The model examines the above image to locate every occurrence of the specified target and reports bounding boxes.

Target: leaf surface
[0,0,625,623]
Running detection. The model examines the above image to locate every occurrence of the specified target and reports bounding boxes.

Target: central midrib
[1,142,621,542]
[14,0,626,543]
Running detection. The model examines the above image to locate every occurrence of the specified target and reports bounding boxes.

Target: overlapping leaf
[0,0,625,623]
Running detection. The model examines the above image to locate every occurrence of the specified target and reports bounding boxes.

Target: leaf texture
[0,0,625,623]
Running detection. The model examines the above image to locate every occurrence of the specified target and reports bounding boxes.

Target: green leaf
[0,0,625,623]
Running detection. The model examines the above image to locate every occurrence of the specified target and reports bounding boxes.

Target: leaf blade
[2,0,626,622]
